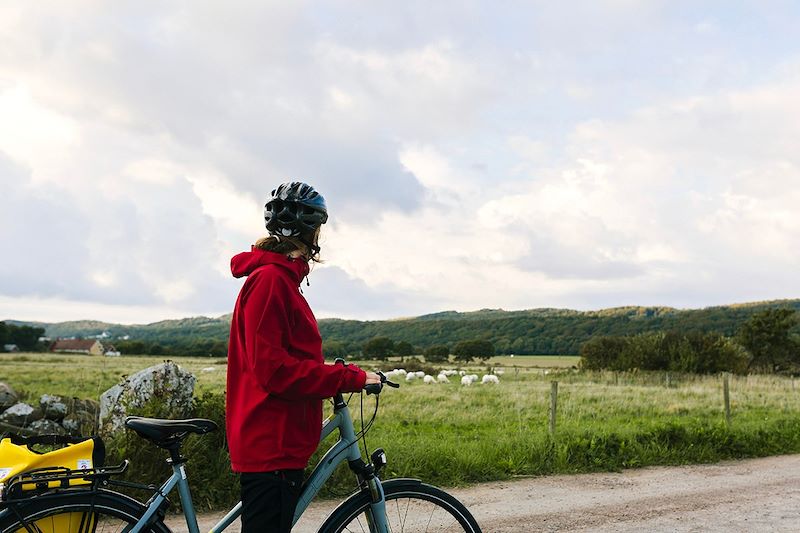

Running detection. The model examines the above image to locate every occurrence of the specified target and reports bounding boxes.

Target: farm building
[50,339,119,356]
[3,344,19,352]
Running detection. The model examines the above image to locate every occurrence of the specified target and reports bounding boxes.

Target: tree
[452,339,494,363]
[424,344,450,363]
[0,322,7,347]
[322,340,348,360]
[393,341,414,359]
[738,308,799,373]
[362,337,394,360]
[6,325,45,351]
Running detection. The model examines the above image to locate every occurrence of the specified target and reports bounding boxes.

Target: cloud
[2,2,800,323]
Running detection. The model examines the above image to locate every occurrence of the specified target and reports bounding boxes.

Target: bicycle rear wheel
[0,489,171,533]
[319,479,481,532]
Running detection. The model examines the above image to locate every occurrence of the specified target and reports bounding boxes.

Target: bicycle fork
[349,448,390,533]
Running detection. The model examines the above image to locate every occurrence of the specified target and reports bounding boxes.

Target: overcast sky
[2,1,799,324]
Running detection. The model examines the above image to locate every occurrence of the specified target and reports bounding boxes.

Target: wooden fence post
[549,381,558,436]
[723,373,731,426]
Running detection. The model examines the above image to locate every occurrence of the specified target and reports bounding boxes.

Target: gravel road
[168,454,800,532]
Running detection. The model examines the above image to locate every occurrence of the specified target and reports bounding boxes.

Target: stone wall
[0,383,99,437]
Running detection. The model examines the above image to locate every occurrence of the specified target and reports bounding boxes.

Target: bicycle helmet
[264,181,328,238]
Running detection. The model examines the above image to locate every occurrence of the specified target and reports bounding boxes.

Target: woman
[226,182,380,532]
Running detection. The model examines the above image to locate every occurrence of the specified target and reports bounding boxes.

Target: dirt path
[167,454,800,532]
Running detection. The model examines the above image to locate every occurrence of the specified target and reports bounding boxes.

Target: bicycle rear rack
[1,461,129,503]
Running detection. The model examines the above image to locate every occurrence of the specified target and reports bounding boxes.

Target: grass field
[3,352,800,509]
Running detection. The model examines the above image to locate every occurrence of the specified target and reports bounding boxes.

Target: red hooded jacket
[226,248,366,472]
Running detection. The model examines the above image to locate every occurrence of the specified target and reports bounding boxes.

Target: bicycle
[0,362,482,532]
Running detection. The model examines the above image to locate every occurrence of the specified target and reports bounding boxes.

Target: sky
[1,1,799,324]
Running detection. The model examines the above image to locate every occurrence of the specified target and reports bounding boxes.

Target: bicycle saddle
[124,416,218,448]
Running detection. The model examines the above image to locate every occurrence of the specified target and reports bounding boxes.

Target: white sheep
[405,373,417,382]
[468,374,479,383]
[460,375,473,386]
[394,369,407,375]
[414,371,426,378]
[423,375,436,384]
[201,367,216,373]
[481,374,500,384]
[458,370,467,376]
[494,369,505,375]
[443,370,458,376]
[436,374,450,383]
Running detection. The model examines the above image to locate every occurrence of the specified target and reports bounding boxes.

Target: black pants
[240,470,304,533]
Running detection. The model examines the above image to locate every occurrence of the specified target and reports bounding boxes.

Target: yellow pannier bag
[0,434,105,492]
[1,434,105,533]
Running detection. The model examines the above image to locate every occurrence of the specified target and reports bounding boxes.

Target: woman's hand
[365,371,381,385]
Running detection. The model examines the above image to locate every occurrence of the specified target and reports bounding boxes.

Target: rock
[99,361,196,432]
[62,411,98,436]
[26,418,66,436]
[0,382,18,410]
[68,398,100,418]
[40,394,68,421]
[0,403,43,427]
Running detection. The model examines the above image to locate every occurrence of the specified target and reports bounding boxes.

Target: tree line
[0,322,45,351]
[580,308,800,374]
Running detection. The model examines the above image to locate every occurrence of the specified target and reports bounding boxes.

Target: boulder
[0,403,43,427]
[27,418,66,436]
[40,394,68,421]
[62,411,98,436]
[0,382,18,410]
[99,361,196,432]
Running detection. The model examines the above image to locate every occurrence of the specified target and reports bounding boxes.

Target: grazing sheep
[423,375,436,384]
[460,375,473,386]
[494,369,505,375]
[481,374,500,384]
[394,369,407,375]
[468,374,479,383]
[436,374,450,383]
[414,371,426,378]
[442,370,458,376]
[201,367,216,373]
[405,373,417,382]
[458,370,467,376]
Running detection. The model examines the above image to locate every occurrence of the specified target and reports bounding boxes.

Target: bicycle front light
[371,448,387,473]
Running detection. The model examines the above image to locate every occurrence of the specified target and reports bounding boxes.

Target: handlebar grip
[365,383,383,395]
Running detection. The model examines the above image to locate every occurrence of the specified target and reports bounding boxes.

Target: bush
[424,345,450,363]
[580,331,748,374]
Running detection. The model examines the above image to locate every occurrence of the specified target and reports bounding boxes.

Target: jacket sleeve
[243,269,366,400]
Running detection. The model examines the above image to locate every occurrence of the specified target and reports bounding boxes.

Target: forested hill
[8,299,800,356]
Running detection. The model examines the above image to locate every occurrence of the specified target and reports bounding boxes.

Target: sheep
[394,369,407,375]
[436,374,450,383]
[468,374,479,383]
[201,367,216,373]
[460,375,473,386]
[494,369,505,375]
[481,374,500,384]
[423,375,436,384]
[442,370,458,376]
[458,370,467,376]
[405,373,417,382]
[414,371,426,378]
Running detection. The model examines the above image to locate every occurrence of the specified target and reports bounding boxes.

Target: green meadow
[2,352,800,509]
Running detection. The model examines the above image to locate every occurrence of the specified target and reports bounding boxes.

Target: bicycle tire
[319,478,482,533]
[0,489,172,533]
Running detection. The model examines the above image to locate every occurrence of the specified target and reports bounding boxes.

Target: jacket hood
[230,247,310,285]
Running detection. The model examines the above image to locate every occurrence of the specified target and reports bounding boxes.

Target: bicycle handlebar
[365,371,400,395]
[333,358,400,395]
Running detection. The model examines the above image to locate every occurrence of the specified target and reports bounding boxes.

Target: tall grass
[3,353,800,510]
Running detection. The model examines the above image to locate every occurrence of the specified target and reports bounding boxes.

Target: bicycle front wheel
[0,489,172,533]
[319,479,481,533]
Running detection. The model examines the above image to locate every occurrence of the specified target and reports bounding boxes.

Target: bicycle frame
[127,395,389,533]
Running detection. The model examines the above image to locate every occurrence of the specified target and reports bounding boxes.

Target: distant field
[0,353,578,400]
